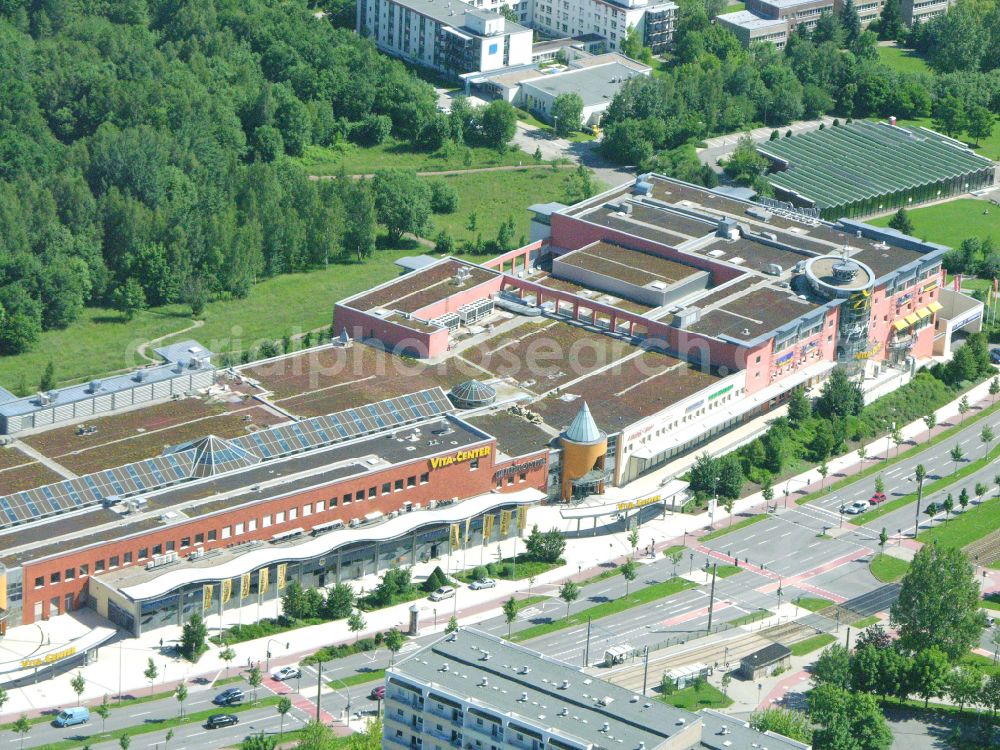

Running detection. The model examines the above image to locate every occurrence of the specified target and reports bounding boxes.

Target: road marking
[808,542,821,548]
[129,711,152,718]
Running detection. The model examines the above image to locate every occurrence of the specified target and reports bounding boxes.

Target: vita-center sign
[429,446,491,470]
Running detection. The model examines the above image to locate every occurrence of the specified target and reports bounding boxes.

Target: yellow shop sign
[22,646,76,670]
[429,446,491,469]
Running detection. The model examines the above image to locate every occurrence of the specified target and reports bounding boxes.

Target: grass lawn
[984,593,1000,611]
[869,198,1000,248]
[870,553,910,583]
[658,682,732,710]
[727,609,772,626]
[720,1,746,12]
[426,168,578,244]
[580,566,623,585]
[699,514,767,542]
[331,669,386,688]
[871,114,1000,159]
[298,139,540,176]
[919,496,1000,548]
[515,109,597,143]
[715,565,743,578]
[790,633,837,656]
[453,556,562,583]
[876,46,933,76]
[793,596,834,612]
[852,615,881,629]
[510,577,696,641]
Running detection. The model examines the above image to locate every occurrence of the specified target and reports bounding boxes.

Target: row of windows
[31,469,444,591]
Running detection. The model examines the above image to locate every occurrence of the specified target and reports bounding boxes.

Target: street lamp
[329,676,353,727]
[266,639,289,672]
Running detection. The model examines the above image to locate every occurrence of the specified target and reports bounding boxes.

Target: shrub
[429,181,459,213]
[422,566,449,592]
[472,565,489,581]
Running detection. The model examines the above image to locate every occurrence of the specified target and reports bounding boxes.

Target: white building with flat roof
[357,0,533,77]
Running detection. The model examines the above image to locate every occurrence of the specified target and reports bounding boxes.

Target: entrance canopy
[559,479,689,520]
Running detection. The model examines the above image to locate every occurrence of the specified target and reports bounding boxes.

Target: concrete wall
[411,276,505,320]
[334,305,448,359]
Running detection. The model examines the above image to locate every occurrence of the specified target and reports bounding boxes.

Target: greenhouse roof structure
[758,121,994,212]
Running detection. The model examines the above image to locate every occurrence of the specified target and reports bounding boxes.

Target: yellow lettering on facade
[21,646,76,670]
[429,446,491,470]
[616,495,661,513]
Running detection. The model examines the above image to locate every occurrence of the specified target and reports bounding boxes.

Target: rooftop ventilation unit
[134,369,145,383]
[480,651,490,661]
[89,380,101,394]
[480,677,489,687]
[741,327,751,336]
[518,666,531,675]
[597,696,613,706]
[601,723,610,733]
[766,263,783,276]
[441,663,450,672]
[559,680,570,689]
[519,692,528,702]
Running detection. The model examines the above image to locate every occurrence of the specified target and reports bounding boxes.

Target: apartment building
[357,0,533,77]
[900,0,953,24]
[720,0,885,48]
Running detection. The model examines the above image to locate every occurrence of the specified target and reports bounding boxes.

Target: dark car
[213,688,244,706]
[369,685,386,700]
[206,714,239,729]
[991,348,1000,365]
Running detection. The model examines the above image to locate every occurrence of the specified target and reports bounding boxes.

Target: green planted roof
[759,121,993,210]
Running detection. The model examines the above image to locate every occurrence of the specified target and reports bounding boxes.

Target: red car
[869,492,887,505]
[369,686,385,700]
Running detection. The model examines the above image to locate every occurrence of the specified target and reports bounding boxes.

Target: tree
[891,426,904,456]
[220,646,237,678]
[984,673,1000,717]
[762,476,774,506]
[348,611,367,642]
[966,105,994,147]
[372,170,432,243]
[480,101,517,151]
[277,696,293,738]
[551,93,584,136]
[910,646,950,707]
[958,395,971,424]
[627,528,640,557]
[809,685,892,750]
[839,0,861,44]
[525,526,566,563]
[323,583,355,620]
[948,444,965,476]
[120,734,131,750]
[891,543,987,662]
[174,683,188,718]
[818,460,829,489]
[11,715,29,750]
[933,95,966,138]
[748,708,812,744]
[384,628,405,666]
[975,482,987,504]
[342,180,377,262]
[295,720,338,750]
[722,135,767,185]
[423,566,449,593]
[948,666,984,713]
[39,362,56,392]
[667,549,683,577]
[144,658,158,695]
[982,426,995,456]
[620,25,652,64]
[787,386,811,425]
[812,644,852,689]
[563,165,595,203]
[815,368,863,420]
[180,613,207,661]
[113,278,147,321]
[71,672,85,706]
[559,581,580,618]
[445,616,459,634]
[922,412,936,440]
[960,487,971,512]
[248,665,263,705]
[621,559,638,597]
[876,0,903,40]
[878,527,888,556]
[94,695,111,732]
[502,597,519,637]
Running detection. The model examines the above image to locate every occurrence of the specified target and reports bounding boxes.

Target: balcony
[464,723,503,742]
[385,734,413,749]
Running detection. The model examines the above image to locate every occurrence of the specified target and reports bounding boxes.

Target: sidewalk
[1,372,994,721]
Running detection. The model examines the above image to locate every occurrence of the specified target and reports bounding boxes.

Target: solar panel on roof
[0,497,17,524]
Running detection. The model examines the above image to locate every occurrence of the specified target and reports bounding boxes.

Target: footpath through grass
[870,553,910,583]
[919,496,1000,548]
[699,514,767,542]
[510,577,696,642]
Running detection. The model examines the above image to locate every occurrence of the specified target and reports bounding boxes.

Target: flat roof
[556,241,703,289]
[534,350,722,434]
[392,628,699,750]
[390,0,529,34]
[716,10,787,29]
[466,411,553,458]
[342,258,498,314]
[689,287,822,343]
[520,62,649,107]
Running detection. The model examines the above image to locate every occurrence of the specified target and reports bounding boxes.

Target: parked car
[844,501,868,515]
[272,666,302,681]
[429,585,455,601]
[206,714,239,729]
[990,348,1000,364]
[868,492,887,505]
[469,578,496,590]
[213,687,244,705]
[53,707,90,727]
[370,685,386,700]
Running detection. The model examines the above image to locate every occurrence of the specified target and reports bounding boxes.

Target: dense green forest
[0,0,446,356]
[602,0,1000,179]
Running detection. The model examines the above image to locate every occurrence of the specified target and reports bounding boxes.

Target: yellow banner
[221,578,232,605]
[483,514,494,542]
[202,584,213,611]
[500,509,512,536]
[464,517,471,547]
[259,568,269,596]
[517,506,527,531]
[450,523,460,549]
[277,563,287,590]
[240,572,251,600]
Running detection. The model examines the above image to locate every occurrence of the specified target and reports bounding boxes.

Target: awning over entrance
[559,479,689,519]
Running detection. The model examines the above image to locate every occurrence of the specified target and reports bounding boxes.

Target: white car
[272,666,302,681]
[469,578,496,590]
[429,586,456,601]
[843,501,868,515]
